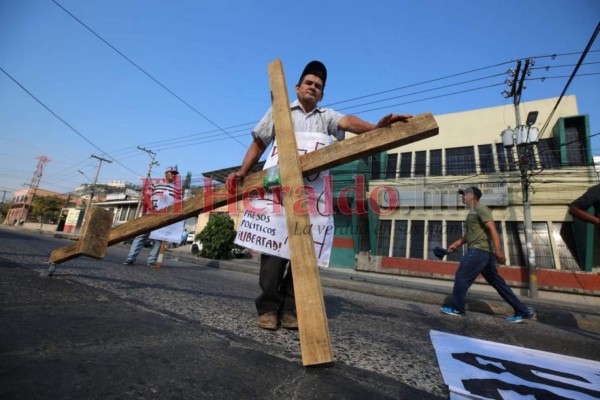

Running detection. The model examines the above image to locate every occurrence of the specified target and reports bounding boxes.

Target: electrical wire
[4,38,598,192]
[537,22,600,140]
[51,0,247,149]
[0,66,141,179]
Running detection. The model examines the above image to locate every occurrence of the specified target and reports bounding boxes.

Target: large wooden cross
[48,59,438,366]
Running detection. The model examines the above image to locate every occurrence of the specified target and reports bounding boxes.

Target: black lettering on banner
[452,352,600,399]
[462,379,571,400]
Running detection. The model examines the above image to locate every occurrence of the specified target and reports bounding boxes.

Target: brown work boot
[257,311,279,330]
[280,312,298,330]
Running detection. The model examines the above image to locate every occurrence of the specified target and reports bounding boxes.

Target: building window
[370,154,381,180]
[376,220,391,256]
[506,222,526,267]
[409,220,425,259]
[495,143,507,172]
[537,138,560,169]
[399,152,412,178]
[506,147,518,171]
[505,222,554,268]
[565,126,587,166]
[446,221,464,262]
[495,221,503,249]
[478,144,495,174]
[430,149,442,176]
[427,220,442,260]
[385,153,398,179]
[532,222,555,269]
[414,151,426,177]
[552,222,581,271]
[446,146,475,175]
[392,220,408,257]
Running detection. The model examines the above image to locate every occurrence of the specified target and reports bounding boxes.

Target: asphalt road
[1,227,599,399]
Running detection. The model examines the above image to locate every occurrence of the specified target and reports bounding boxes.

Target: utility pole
[16,156,49,225]
[83,155,112,227]
[135,146,158,218]
[502,59,539,298]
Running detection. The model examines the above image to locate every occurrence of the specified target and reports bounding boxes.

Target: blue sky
[1,0,599,198]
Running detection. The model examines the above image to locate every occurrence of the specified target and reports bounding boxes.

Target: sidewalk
[165,243,600,334]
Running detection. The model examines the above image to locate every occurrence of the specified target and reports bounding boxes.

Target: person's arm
[226,137,267,191]
[569,204,600,227]
[484,220,506,264]
[568,184,600,230]
[338,113,412,134]
[448,236,466,252]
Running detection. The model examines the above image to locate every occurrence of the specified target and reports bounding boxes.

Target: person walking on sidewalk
[440,186,535,323]
[123,166,180,268]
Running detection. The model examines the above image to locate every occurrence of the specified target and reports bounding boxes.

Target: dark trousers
[452,248,529,315]
[255,254,295,316]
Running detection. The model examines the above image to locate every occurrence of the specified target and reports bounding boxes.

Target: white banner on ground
[235,131,334,267]
[430,330,600,399]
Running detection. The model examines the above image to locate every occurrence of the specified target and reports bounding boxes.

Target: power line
[538,21,600,140]
[0,66,140,178]
[4,30,597,189]
[122,53,600,152]
[51,0,247,149]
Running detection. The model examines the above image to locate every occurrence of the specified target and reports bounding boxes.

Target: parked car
[190,239,202,256]
[186,231,196,244]
[231,243,247,258]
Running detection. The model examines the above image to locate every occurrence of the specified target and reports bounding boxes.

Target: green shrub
[196,213,236,259]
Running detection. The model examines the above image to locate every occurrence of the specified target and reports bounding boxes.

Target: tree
[31,196,64,228]
[0,202,10,222]
[196,213,236,260]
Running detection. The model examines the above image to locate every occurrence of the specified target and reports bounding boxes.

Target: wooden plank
[154,241,168,269]
[267,59,333,366]
[78,207,113,258]
[49,112,438,264]
[48,207,114,263]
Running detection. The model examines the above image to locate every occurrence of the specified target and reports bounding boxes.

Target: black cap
[458,186,482,200]
[298,60,327,86]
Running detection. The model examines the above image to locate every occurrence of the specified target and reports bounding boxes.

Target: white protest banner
[149,220,185,244]
[430,330,600,399]
[144,175,184,244]
[235,131,335,267]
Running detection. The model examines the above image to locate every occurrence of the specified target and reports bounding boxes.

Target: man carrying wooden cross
[228,61,412,330]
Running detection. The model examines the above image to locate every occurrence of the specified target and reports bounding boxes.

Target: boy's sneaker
[440,306,465,317]
[506,309,536,323]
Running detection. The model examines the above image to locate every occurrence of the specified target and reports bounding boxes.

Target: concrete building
[347,95,598,295]
[3,188,73,226]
